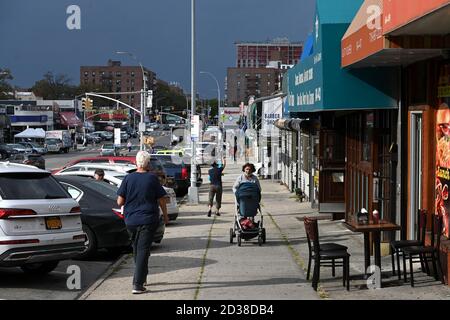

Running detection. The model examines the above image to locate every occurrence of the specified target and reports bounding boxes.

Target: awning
[286,0,397,113]
[383,0,450,36]
[341,0,450,68]
[60,112,82,127]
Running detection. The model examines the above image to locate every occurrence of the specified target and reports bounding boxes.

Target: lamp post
[200,70,222,160]
[188,0,199,203]
[116,51,147,151]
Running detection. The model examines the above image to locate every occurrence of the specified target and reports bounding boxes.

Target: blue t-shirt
[117,172,167,226]
[208,167,224,186]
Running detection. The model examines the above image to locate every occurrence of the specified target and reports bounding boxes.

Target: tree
[0,68,14,99]
[31,72,83,100]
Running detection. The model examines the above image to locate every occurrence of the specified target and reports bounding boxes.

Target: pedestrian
[232,162,261,195]
[117,151,169,294]
[207,158,226,217]
[233,136,238,163]
[127,140,132,153]
[94,169,105,181]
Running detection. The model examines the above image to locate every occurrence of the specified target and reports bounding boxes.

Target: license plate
[45,217,62,230]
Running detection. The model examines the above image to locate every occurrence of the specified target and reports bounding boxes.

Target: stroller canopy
[235,181,261,217]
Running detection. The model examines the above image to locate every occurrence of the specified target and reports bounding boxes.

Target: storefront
[286,0,398,216]
[343,0,450,283]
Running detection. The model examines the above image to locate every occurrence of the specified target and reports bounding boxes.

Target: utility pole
[188,0,199,204]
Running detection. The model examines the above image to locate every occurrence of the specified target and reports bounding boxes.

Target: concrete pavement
[79,162,450,300]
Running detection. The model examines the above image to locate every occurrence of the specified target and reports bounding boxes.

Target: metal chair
[303,217,351,291]
[402,214,445,287]
[390,209,428,280]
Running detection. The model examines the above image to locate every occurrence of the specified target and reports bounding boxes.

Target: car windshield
[0,173,70,200]
[46,139,59,144]
[103,144,114,149]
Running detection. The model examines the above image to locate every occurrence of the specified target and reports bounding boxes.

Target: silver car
[0,162,86,274]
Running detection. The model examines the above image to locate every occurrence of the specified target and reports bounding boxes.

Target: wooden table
[343,219,401,274]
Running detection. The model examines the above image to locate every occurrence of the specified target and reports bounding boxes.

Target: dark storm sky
[0,0,316,99]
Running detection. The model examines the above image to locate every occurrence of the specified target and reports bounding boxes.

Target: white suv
[0,162,86,274]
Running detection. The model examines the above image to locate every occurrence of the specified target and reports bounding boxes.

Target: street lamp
[116,51,147,151]
[188,0,199,204]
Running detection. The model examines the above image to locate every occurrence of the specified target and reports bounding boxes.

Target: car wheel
[76,225,97,260]
[20,261,59,275]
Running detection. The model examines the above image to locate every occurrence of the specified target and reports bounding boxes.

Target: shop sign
[383,0,450,34]
[341,0,385,67]
[262,98,282,133]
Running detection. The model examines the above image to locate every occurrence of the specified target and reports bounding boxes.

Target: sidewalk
[79,162,450,300]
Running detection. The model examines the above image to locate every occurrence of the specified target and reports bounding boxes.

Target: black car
[152,154,202,197]
[0,143,19,159]
[54,176,165,259]
[8,153,45,169]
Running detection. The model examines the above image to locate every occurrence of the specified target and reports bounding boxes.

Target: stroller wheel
[262,228,266,243]
[237,234,242,247]
[258,235,263,246]
[229,228,234,244]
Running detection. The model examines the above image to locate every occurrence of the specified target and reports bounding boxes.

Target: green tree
[31,72,77,99]
[0,68,14,99]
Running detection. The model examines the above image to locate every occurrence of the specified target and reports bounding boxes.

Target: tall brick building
[80,59,156,110]
[226,38,303,106]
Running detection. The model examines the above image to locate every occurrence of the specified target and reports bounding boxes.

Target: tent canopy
[14,128,46,139]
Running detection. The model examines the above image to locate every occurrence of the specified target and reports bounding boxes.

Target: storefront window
[361,112,374,162]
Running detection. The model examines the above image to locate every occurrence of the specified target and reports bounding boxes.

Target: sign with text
[262,97,283,134]
[191,115,200,141]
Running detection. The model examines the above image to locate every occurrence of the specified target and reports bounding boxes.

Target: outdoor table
[343,219,401,274]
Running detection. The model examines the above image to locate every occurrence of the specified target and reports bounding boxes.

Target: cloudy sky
[0,0,316,99]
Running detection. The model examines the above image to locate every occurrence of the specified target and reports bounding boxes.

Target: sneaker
[215,211,221,216]
[207,210,212,217]
[132,286,147,294]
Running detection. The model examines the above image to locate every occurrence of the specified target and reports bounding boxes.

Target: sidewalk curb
[77,253,130,300]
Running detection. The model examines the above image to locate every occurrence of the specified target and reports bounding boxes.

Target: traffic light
[85,98,93,110]
[81,97,87,110]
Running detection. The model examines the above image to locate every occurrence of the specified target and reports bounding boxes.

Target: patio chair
[303,217,351,291]
[402,214,445,287]
[390,209,428,280]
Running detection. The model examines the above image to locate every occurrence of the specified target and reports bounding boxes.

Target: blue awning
[286,0,398,113]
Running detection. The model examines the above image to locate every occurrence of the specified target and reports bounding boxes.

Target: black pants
[208,185,223,209]
[127,223,159,287]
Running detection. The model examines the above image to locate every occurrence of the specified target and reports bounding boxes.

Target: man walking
[207,158,226,217]
[117,151,169,294]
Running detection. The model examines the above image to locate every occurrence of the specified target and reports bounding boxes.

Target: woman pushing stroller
[231,162,265,246]
[232,163,261,195]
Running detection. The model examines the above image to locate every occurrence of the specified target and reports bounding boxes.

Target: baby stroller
[230,182,266,246]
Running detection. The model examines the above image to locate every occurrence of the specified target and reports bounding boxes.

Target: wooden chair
[303,217,351,291]
[390,209,428,280]
[402,214,445,287]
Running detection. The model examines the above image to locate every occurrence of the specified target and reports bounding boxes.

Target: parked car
[52,156,174,189]
[95,131,113,140]
[54,163,136,175]
[18,142,47,155]
[120,131,129,141]
[100,143,120,156]
[86,133,102,144]
[0,162,86,274]
[54,171,179,221]
[151,154,202,197]
[55,175,165,258]
[8,153,45,169]
[0,143,19,159]
[6,143,33,154]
